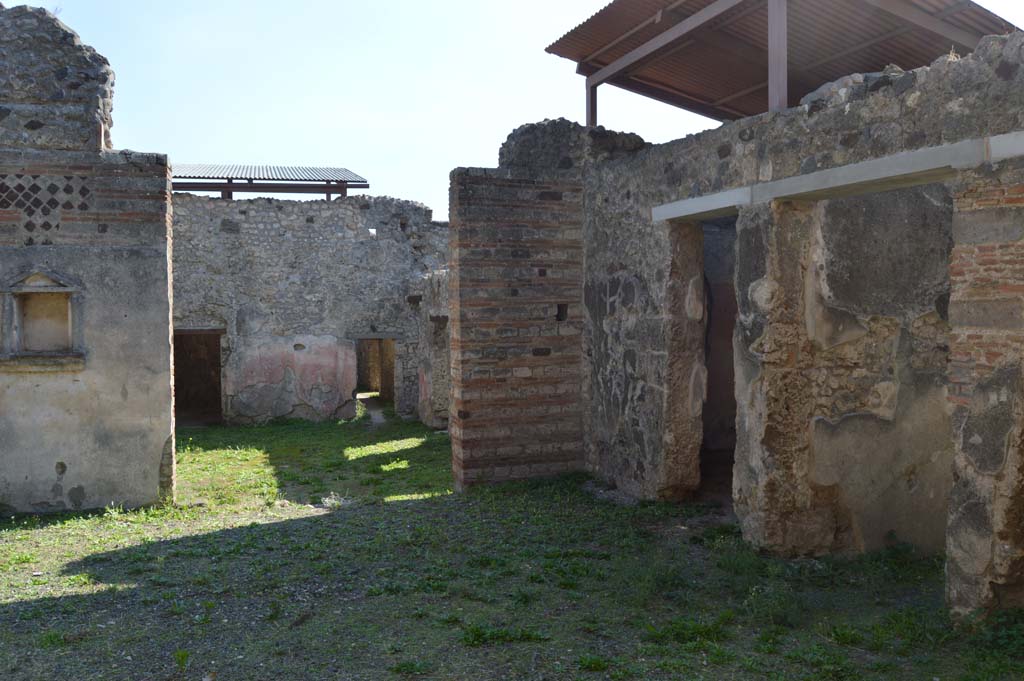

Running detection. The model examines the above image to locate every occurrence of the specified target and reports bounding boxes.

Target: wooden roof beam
[586,0,750,88]
[861,0,984,51]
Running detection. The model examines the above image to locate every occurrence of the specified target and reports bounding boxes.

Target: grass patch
[1,414,1022,679]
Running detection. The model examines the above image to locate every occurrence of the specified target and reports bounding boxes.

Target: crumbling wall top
[498,118,646,171]
[0,4,114,151]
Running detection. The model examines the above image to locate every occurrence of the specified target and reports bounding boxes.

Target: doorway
[666,217,739,501]
[173,330,224,425]
[699,220,738,504]
[356,338,397,422]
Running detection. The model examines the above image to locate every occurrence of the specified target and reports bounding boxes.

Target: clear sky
[46,0,1024,220]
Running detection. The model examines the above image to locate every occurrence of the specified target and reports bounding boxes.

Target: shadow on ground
[2,415,1023,680]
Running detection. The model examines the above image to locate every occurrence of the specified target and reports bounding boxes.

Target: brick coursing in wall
[448,168,585,486]
[0,2,174,513]
[459,29,1024,596]
[946,160,1024,614]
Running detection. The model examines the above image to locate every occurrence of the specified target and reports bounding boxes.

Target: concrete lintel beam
[651,131,1024,223]
[653,187,752,222]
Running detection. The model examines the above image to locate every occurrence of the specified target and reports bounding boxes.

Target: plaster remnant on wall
[685,275,704,321]
[172,193,448,423]
[0,4,174,513]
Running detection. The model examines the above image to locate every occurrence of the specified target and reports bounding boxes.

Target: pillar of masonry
[946,159,1024,615]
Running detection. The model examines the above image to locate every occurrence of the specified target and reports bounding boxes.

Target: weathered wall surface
[171,194,447,423]
[0,5,113,151]
[579,32,1024,556]
[945,158,1024,614]
[0,5,173,512]
[446,123,646,485]
[418,268,450,429]
[731,191,953,555]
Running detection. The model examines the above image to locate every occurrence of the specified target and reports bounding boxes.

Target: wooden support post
[768,0,788,112]
[586,84,598,127]
[221,178,233,200]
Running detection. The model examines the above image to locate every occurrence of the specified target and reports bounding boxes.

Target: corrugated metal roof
[172,164,367,184]
[548,0,1018,121]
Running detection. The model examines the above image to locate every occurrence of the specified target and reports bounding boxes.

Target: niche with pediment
[0,269,85,371]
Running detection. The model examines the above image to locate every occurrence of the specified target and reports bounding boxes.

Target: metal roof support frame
[767,0,788,112]
[861,0,984,51]
[583,0,750,125]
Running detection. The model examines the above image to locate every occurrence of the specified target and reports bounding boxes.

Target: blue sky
[50,0,1024,220]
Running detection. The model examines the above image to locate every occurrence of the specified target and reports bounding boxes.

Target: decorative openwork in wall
[0,174,92,242]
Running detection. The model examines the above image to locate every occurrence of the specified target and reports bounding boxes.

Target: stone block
[949,299,1024,330]
[954,206,1024,244]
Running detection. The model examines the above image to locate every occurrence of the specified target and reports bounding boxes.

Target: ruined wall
[480,34,1024,560]
[447,122,646,486]
[0,5,174,512]
[171,194,447,423]
[945,158,1024,614]
[730,191,953,555]
[0,5,114,152]
[578,31,1024,556]
[417,268,451,429]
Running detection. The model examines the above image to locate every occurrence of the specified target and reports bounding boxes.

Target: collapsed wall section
[171,194,447,423]
[0,5,174,512]
[0,5,113,151]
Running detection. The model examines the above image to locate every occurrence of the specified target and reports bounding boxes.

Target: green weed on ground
[1,410,1024,680]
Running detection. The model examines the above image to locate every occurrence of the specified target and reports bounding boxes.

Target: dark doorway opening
[700,220,738,506]
[356,338,396,403]
[173,330,224,426]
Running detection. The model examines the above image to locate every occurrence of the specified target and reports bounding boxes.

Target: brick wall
[448,168,584,487]
[946,160,1024,614]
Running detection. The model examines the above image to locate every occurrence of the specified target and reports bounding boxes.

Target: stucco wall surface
[171,193,447,422]
[0,4,173,513]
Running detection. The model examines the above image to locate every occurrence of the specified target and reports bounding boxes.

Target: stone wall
[946,158,1024,614]
[417,268,451,429]
[461,32,1024,574]
[0,4,174,512]
[0,4,113,151]
[171,193,447,423]
[730,191,953,555]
